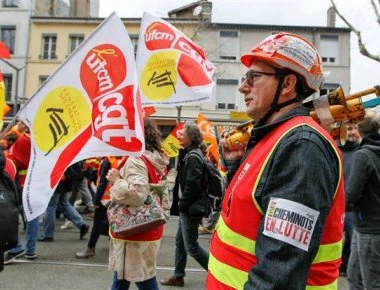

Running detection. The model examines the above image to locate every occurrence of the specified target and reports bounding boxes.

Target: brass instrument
[225,85,380,149]
[225,120,254,150]
[308,85,380,124]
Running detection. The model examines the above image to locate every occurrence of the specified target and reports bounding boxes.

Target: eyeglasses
[241,70,283,87]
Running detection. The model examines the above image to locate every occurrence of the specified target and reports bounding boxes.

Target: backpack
[0,171,19,251]
[186,150,226,211]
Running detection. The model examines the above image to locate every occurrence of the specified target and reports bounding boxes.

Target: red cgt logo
[92,85,140,151]
[80,44,126,100]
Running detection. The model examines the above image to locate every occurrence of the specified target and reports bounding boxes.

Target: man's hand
[220,131,246,160]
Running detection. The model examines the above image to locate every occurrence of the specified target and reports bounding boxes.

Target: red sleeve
[4,158,17,181]
[8,134,31,170]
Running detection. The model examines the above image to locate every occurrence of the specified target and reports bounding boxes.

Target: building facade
[4,0,351,130]
[0,0,99,118]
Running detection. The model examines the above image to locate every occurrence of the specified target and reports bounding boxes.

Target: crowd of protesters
[2,31,380,290]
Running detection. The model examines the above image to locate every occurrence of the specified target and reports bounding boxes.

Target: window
[320,83,340,96]
[2,0,18,7]
[320,34,339,64]
[39,75,49,87]
[219,30,239,61]
[216,79,239,110]
[3,74,12,102]
[41,34,57,59]
[1,26,15,54]
[129,34,139,58]
[69,34,84,54]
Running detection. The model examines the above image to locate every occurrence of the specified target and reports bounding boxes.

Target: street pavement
[2,215,350,290]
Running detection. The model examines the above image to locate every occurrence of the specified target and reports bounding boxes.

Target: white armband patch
[263,198,319,251]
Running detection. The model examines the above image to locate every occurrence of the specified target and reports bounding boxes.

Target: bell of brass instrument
[224,85,380,149]
[308,85,380,124]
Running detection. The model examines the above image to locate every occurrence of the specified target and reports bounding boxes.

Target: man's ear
[281,74,297,95]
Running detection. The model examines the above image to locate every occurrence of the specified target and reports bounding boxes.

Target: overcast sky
[99,0,380,94]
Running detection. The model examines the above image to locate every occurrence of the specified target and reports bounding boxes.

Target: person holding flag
[106,118,169,290]
[4,122,40,263]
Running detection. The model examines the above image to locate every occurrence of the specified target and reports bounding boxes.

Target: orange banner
[196,114,223,166]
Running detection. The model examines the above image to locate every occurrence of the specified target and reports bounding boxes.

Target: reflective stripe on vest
[18,169,28,186]
[207,116,344,290]
[306,280,338,290]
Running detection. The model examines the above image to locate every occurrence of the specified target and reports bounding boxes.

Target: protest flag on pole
[161,122,184,157]
[17,12,144,221]
[196,114,223,166]
[136,12,215,106]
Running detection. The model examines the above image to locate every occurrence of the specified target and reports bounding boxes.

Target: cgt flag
[136,12,215,106]
[196,114,223,166]
[17,12,144,221]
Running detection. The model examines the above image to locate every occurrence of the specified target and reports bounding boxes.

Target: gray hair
[184,123,203,147]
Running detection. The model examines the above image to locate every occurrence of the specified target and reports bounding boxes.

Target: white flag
[18,12,144,221]
[136,12,215,106]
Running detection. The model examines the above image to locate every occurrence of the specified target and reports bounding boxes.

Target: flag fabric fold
[17,12,144,221]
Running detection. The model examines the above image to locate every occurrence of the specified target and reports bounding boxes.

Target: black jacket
[55,162,83,194]
[346,133,380,234]
[171,146,206,215]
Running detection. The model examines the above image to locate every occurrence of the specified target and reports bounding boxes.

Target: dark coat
[170,146,206,215]
[346,133,380,234]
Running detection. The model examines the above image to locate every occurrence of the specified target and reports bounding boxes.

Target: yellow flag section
[196,114,223,167]
[17,12,144,221]
[162,122,184,157]
[136,12,215,106]
[0,71,10,130]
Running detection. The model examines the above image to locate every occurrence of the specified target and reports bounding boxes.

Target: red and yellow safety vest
[207,116,344,290]
[84,157,101,172]
[8,133,31,187]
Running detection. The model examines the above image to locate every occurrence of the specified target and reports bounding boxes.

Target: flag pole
[174,105,182,171]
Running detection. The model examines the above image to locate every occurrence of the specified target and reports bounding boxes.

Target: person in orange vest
[206,32,344,289]
[0,147,18,271]
[4,122,41,263]
[75,156,120,259]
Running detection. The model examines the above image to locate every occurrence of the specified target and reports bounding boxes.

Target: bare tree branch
[370,0,380,26]
[330,0,380,62]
